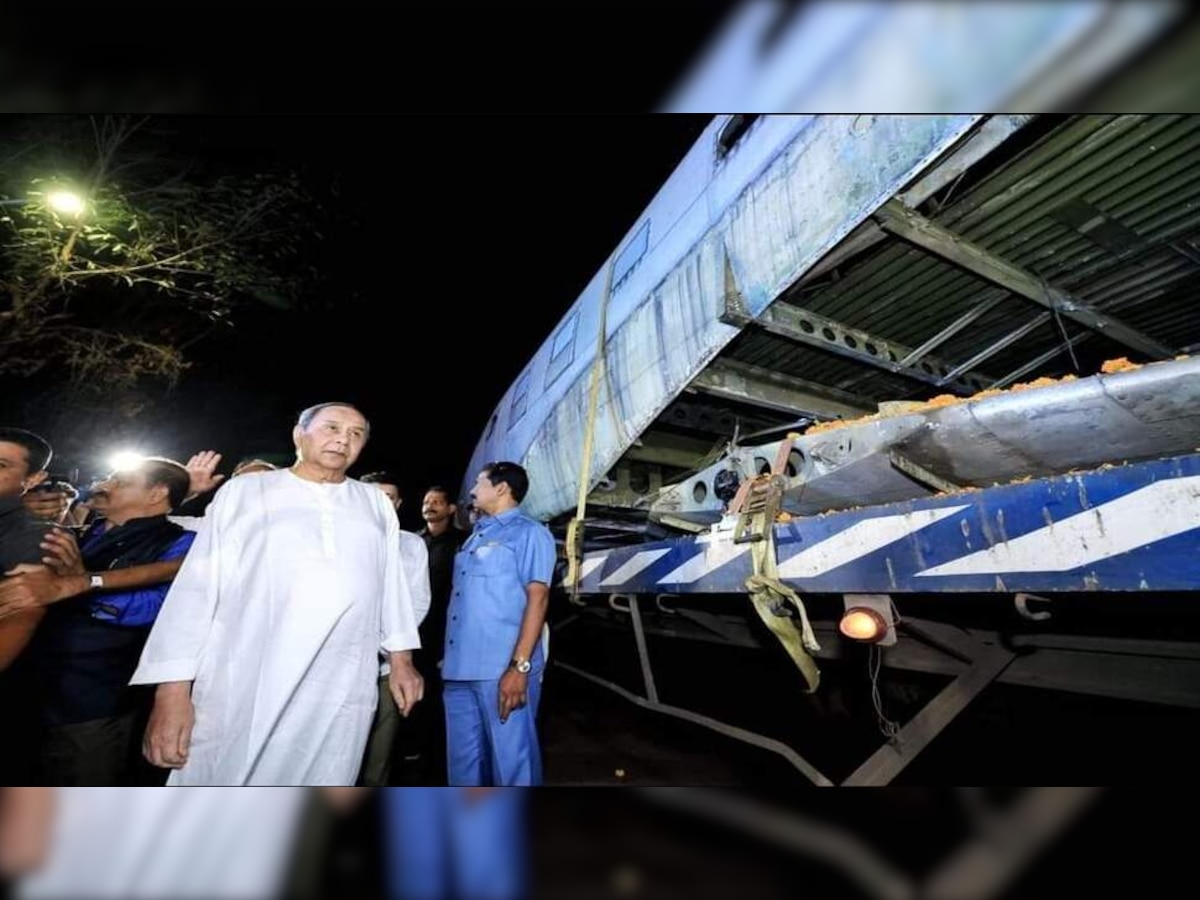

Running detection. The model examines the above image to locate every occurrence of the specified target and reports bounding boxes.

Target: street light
[0,187,87,217]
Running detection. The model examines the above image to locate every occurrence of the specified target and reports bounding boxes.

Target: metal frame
[873,198,1173,361]
[556,592,833,786]
[711,115,1169,413]
[588,603,1200,709]
[556,593,1051,786]
[898,293,1007,366]
[554,660,841,782]
[842,639,1015,786]
[554,608,815,786]
[555,592,1200,785]
[889,450,963,494]
[690,357,872,420]
[723,287,996,395]
[937,312,1053,384]
[990,331,1094,388]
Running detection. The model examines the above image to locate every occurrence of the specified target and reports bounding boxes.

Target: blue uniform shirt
[442,507,555,681]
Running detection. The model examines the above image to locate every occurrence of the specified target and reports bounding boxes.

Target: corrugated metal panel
[767,114,1200,398]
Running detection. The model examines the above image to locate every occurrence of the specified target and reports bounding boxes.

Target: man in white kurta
[130,403,423,785]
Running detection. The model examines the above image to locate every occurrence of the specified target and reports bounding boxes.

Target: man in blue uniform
[442,461,555,786]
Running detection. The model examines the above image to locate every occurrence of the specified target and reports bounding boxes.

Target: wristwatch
[89,574,105,590]
[510,657,532,674]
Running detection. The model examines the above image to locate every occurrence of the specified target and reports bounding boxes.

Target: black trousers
[40,708,166,786]
[357,672,447,787]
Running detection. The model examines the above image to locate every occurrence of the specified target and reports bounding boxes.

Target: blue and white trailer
[459,7,1200,784]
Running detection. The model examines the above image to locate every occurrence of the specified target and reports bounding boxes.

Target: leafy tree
[1,116,318,388]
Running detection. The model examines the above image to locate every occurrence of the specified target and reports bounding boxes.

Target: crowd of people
[0,402,555,787]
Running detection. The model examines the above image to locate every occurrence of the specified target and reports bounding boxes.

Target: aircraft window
[510,369,533,426]
[545,312,579,387]
[612,220,650,289]
[717,114,760,160]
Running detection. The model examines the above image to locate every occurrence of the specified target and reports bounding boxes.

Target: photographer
[20,477,76,527]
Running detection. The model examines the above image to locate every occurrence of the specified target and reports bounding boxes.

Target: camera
[28,475,79,499]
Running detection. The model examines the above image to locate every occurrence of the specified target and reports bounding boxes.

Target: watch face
[516,660,531,674]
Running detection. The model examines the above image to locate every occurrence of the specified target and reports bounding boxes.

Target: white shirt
[380,529,431,677]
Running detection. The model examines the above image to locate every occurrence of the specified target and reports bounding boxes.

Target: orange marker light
[839,607,888,642]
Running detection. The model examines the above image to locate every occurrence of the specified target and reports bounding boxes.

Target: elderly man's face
[0,441,45,499]
[294,407,369,474]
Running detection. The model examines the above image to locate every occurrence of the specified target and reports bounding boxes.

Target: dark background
[0,115,709,527]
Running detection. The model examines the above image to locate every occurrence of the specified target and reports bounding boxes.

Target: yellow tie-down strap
[564,517,585,601]
[745,518,821,693]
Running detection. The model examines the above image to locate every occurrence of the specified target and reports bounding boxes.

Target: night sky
[2,116,710,528]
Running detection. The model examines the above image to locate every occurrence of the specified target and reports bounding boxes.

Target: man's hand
[0,566,87,620]
[498,668,528,724]
[40,529,85,576]
[22,490,70,523]
[143,682,194,769]
[185,451,225,498]
[388,652,424,718]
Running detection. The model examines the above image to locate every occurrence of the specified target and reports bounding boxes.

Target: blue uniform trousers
[383,787,528,900]
[443,674,543,786]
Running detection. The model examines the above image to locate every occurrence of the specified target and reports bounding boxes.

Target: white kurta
[380,529,431,677]
[17,788,308,899]
[400,530,432,626]
[130,469,421,785]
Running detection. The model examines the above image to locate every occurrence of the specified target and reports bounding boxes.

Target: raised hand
[185,451,225,498]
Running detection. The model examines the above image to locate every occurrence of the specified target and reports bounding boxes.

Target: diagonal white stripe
[777,505,968,579]
[579,557,605,581]
[916,476,1200,576]
[657,533,751,584]
[599,548,672,587]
